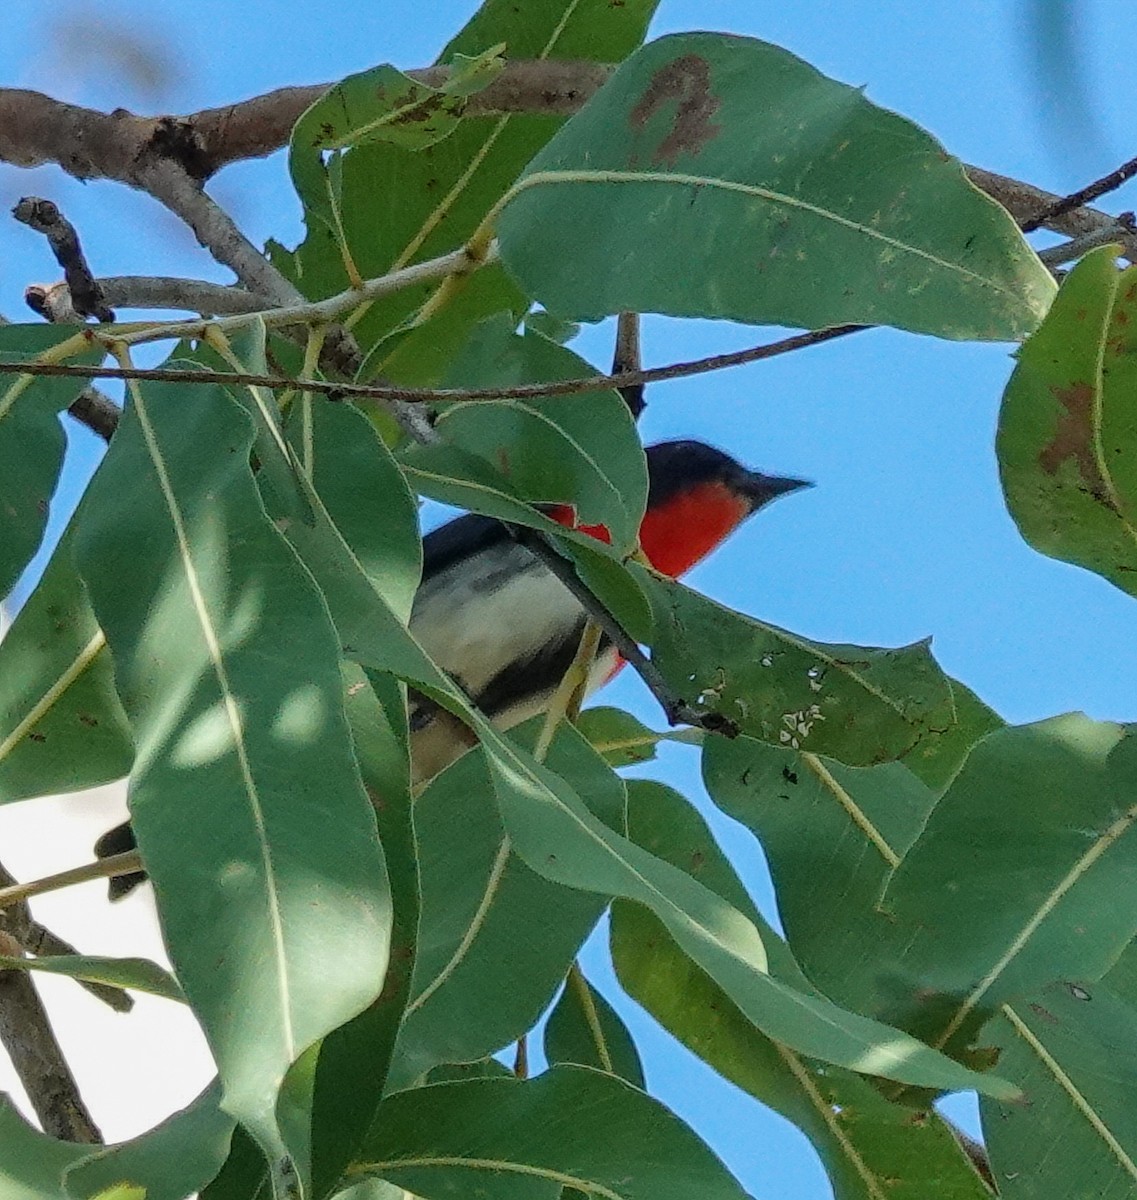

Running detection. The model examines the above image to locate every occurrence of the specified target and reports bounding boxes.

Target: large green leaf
[276,0,660,380]
[641,568,956,766]
[0,326,100,600]
[391,720,622,1089]
[981,982,1137,1199]
[63,1085,235,1200]
[74,379,392,1183]
[881,716,1137,1041]
[0,525,132,805]
[308,667,417,1200]
[702,737,940,1016]
[349,1066,747,1200]
[611,781,990,1200]
[497,33,1054,340]
[998,245,1137,598]
[0,1097,91,1200]
[436,318,648,551]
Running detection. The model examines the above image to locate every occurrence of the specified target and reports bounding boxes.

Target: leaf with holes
[999,245,1137,599]
[497,33,1054,340]
[640,568,956,766]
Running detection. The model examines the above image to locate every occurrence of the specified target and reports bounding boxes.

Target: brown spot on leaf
[1028,1002,1058,1023]
[629,54,721,166]
[1038,382,1112,503]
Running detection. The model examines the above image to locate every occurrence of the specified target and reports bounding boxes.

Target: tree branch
[2,65,1133,260]
[27,276,262,320]
[0,863,102,1143]
[12,199,113,322]
[0,322,858,407]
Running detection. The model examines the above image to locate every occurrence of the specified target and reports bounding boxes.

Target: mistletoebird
[96,438,810,897]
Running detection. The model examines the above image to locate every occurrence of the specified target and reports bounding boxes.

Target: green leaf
[881,716,1137,1036]
[436,318,648,551]
[199,1127,269,1200]
[275,0,660,380]
[497,33,1054,340]
[63,1084,235,1200]
[0,326,101,600]
[901,677,1004,792]
[702,737,939,1012]
[545,969,645,1087]
[292,48,504,159]
[283,397,422,622]
[391,720,622,1089]
[981,982,1137,1199]
[74,379,392,1181]
[0,524,132,805]
[309,667,417,1200]
[349,1066,748,1200]
[611,781,989,1200]
[998,245,1137,598]
[0,954,183,1003]
[576,706,693,767]
[641,568,956,766]
[0,1097,91,1200]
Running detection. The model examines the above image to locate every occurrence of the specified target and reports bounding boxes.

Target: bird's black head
[645,439,812,514]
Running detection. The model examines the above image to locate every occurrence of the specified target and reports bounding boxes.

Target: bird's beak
[740,472,814,509]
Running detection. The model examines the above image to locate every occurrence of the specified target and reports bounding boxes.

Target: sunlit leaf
[75,379,391,1181]
[276,0,661,380]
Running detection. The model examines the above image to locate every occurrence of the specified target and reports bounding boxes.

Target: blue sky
[2,1,1135,1196]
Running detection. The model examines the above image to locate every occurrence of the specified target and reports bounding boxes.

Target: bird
[95,438,810,898]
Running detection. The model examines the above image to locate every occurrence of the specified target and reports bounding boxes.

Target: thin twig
[12,198,113,322]
[1036,218,1137,267]
[27,276,262,319]
[0,862,102,1142]
[967,165,1137,263]
[1020,152,1137,233]
[0,323,859,405]
[0,852,142,912]
[613,312,645,420]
